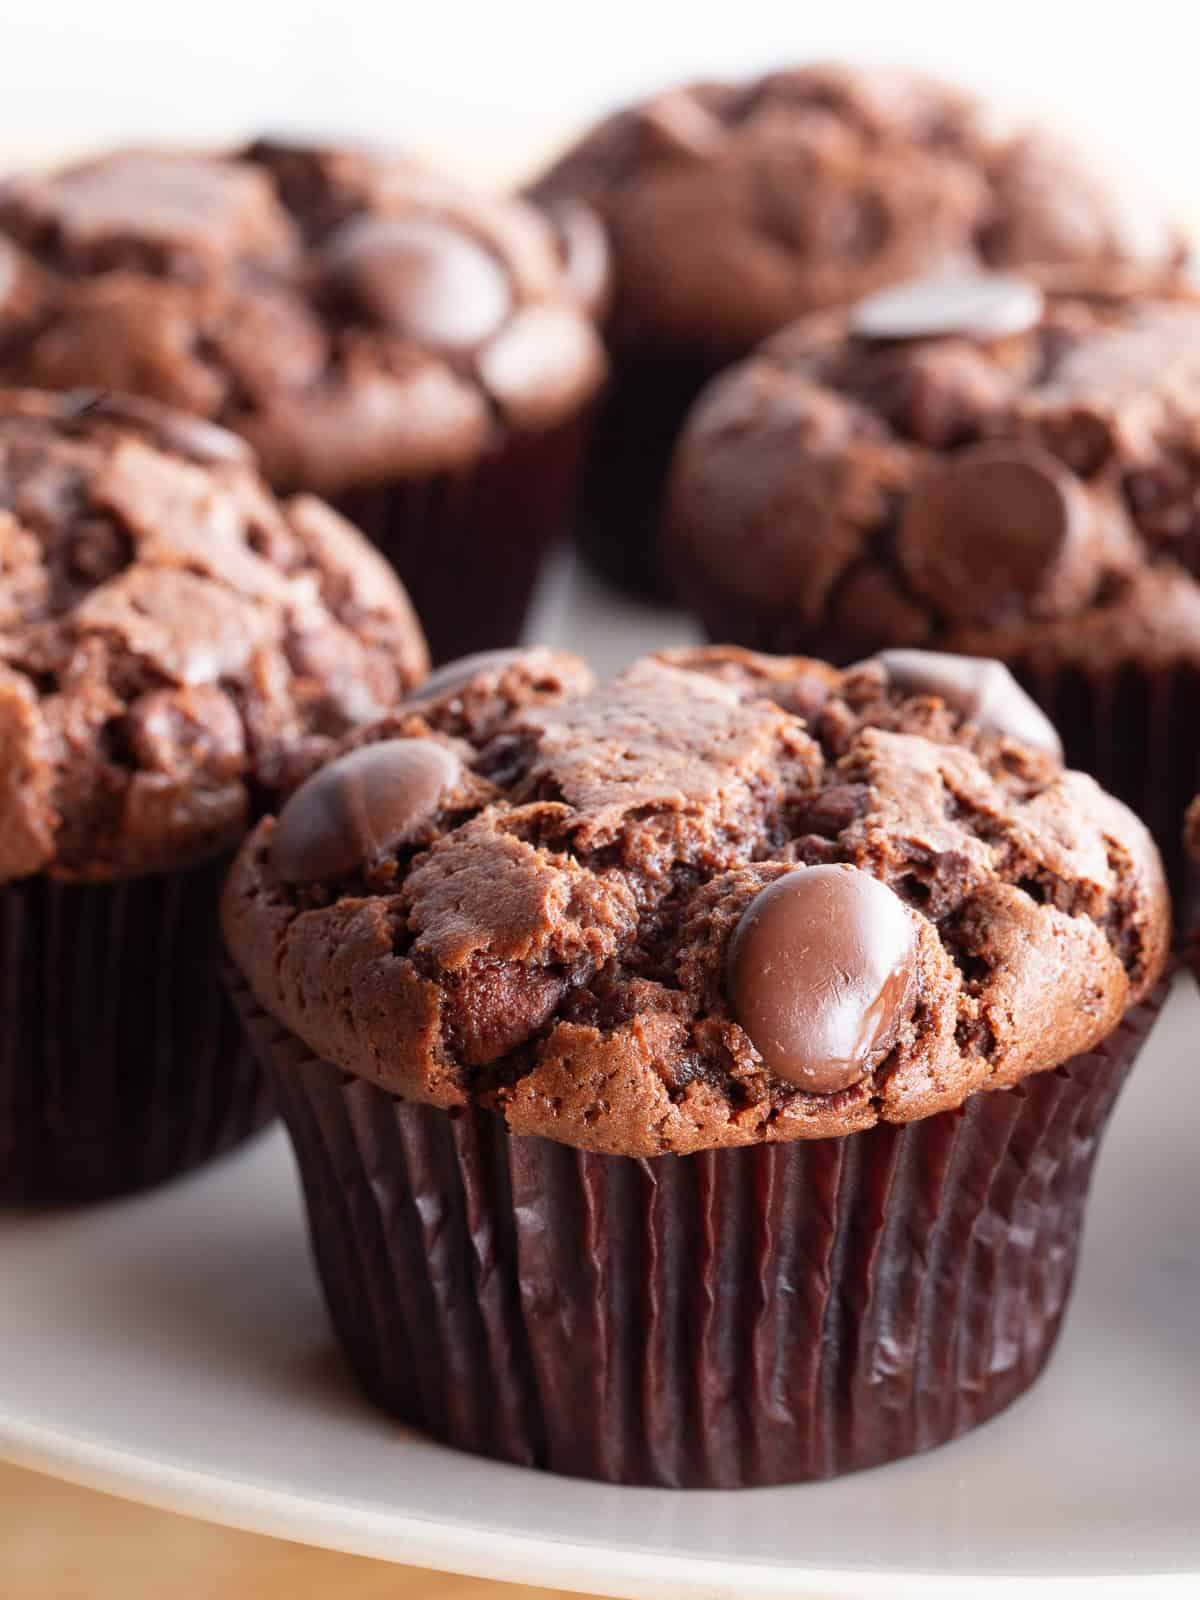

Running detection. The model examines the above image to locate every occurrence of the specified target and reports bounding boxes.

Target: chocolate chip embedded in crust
[59,390,253,466]
[726,863,917,1094]
[272,738,460,883]
[541,197,612,322]
[635,91,726,165]
[872,648,1064,760]
[322,214,513,352]
[896,443,1094,624]
[851,272,1044,343]
[404,647,534,705]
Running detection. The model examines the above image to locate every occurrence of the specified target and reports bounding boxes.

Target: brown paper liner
[231,977,1164,1488]
[335,415,591,666]
[0,856,272,1205]
[573,351,718,601]
[1008,656,1200,895]
[232,972,1164,1484]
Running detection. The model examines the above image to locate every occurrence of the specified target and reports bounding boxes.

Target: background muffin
[666,271,1200,888]
[531,63,1186,597]
[0,142,608,663]
[0,388,427,1201]
[224,643,1168,1487]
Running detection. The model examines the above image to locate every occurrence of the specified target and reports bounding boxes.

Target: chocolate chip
[541,196,611,322]
[871,648,1064,759]
[635,92,726,165]
[851,273,1044,343]
[896,443,1093,623]
[60,390,252,466]
[0,241,15,306]
[404,647,532,705]
[272,738,460,883]
[726,864,917,1093]
[323,215,512,352]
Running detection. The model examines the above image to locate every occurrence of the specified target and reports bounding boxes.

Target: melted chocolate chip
[61,390,252,466]
[272,738,460,883]
[541,196,611,322]
[872,648,1064,759]
[726,864,917,1093]
[323,214,513,351]
[0,241,15,306]
[897,443,1092,624]
[851,273,1044,343]
[404,647,533,705]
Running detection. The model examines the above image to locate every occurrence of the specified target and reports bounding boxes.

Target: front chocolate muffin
[0,143,608,662]
[666,274,1200,886]
[0,388,427,1201]
[531,63,1185,596]
[223,644,1168,1487]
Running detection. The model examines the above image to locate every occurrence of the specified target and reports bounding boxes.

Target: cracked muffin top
[0,141,607,494]
[0,388,428,884]
[531,63,1185,358]
[222,643,1168,1157]
[665,272,1200,667]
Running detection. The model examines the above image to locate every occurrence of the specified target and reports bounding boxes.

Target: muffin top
[0,388,429,884]
[0,142,608,494]
[666,272,1200,667]
[532,64,1185,357]
[223,643,1168,1157]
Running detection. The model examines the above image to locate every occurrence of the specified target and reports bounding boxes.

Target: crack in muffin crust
[223,644,1169,1155]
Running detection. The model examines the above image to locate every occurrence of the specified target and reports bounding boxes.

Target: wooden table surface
[0,1463,589,1599]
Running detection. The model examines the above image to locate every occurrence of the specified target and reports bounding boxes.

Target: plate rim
[2,1411,1195,1600]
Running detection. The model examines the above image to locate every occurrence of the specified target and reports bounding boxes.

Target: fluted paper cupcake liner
[573,352,716,601]
[0,856,272,1204]
[335,416,591,666]
[1010,656,1200,896]
[232,977,1164,1488]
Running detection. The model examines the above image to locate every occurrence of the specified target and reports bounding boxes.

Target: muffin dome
[533,64,1185,357]
[0,388,427,882]
[666,274,1200,664]
[0,143,606,494]
[224,644,1167,1156]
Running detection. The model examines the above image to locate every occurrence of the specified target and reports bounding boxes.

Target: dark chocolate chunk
[322,214,512,351]
[726,863,917,1093]
[272,738,459,882]
[851,273,1044,343]
[872,648,1064,759]
[896,443,1093,623]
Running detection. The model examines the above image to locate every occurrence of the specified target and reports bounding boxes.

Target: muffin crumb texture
[224,645,1169,1154]
[0,390,427,881]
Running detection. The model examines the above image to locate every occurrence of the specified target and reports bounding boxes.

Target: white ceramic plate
[1,564,1198,1598]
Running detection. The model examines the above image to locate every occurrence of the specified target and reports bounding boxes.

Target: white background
[0,0,1194,205]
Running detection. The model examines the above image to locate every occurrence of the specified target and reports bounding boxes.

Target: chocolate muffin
[531,63,1186,598]
[665,272,1200,888]
[0,142,608,662]
[0,388,428,1202]
[223,643,1169,1487]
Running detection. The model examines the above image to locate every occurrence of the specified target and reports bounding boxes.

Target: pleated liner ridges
[0,856,273,1204]
[1012,656,1200,894]
[235,979,1164,1488]
[334,414,590,667]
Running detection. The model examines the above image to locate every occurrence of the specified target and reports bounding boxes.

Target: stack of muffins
[0,64,1194,1491]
